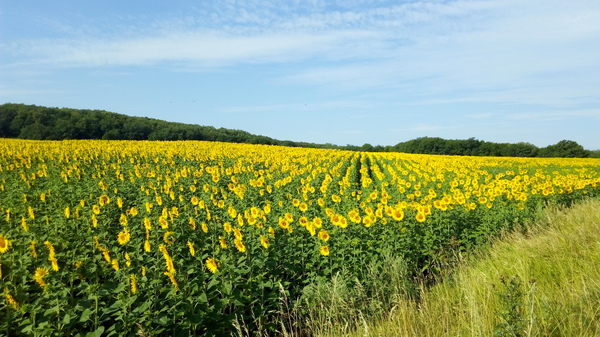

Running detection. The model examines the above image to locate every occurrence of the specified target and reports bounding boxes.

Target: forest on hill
[0,103,596,158]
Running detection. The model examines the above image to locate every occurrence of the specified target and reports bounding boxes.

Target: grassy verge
[296,198,600,337]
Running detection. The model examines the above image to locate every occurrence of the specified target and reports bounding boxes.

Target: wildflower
[206,258,219,273]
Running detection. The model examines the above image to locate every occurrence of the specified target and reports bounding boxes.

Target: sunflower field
[0,139,599,336]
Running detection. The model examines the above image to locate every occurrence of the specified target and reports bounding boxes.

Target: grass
[295,198,600,337]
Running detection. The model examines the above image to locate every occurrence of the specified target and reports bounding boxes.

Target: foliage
[0,139,599,335]
[392,136,591,158]
[1,103,594,157]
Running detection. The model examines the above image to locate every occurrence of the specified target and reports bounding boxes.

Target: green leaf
[132,300,151,314]
[79,308,92,322]
[62,313,71,324]
[85,326,104,337]
[194,292,207,305]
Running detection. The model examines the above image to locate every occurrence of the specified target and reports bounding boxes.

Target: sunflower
[4,288,19,310]
[187,241,196,256]
[99,195,110,206]
[318,230,330,242]
[320,246,330,256]
[34,267,49,288]
[163,231,175,244]
[130,274,137,294]
[30,240,38,258]
[159,216,169,229]
[260,236,269,249]
[219,236,228,249]
[117,228,131,245]
[206,258,219,273]
[391,208,404,221]
[278,218,290,229]
[234,239,246,253]
[0,235,11,254]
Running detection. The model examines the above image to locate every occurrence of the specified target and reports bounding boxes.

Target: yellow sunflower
[0,235,11,254]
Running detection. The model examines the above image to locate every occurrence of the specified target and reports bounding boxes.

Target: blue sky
[1,0,600,149]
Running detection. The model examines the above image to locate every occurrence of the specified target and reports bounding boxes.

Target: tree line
[0,103,596,158]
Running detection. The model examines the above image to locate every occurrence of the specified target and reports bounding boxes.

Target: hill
[0,103,594,157]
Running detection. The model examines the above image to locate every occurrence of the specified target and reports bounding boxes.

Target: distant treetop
[0,103,593,158]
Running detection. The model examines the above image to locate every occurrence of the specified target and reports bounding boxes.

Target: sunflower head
[0,235,11,254]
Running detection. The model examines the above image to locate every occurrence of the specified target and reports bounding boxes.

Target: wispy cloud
[507,109,600,121]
